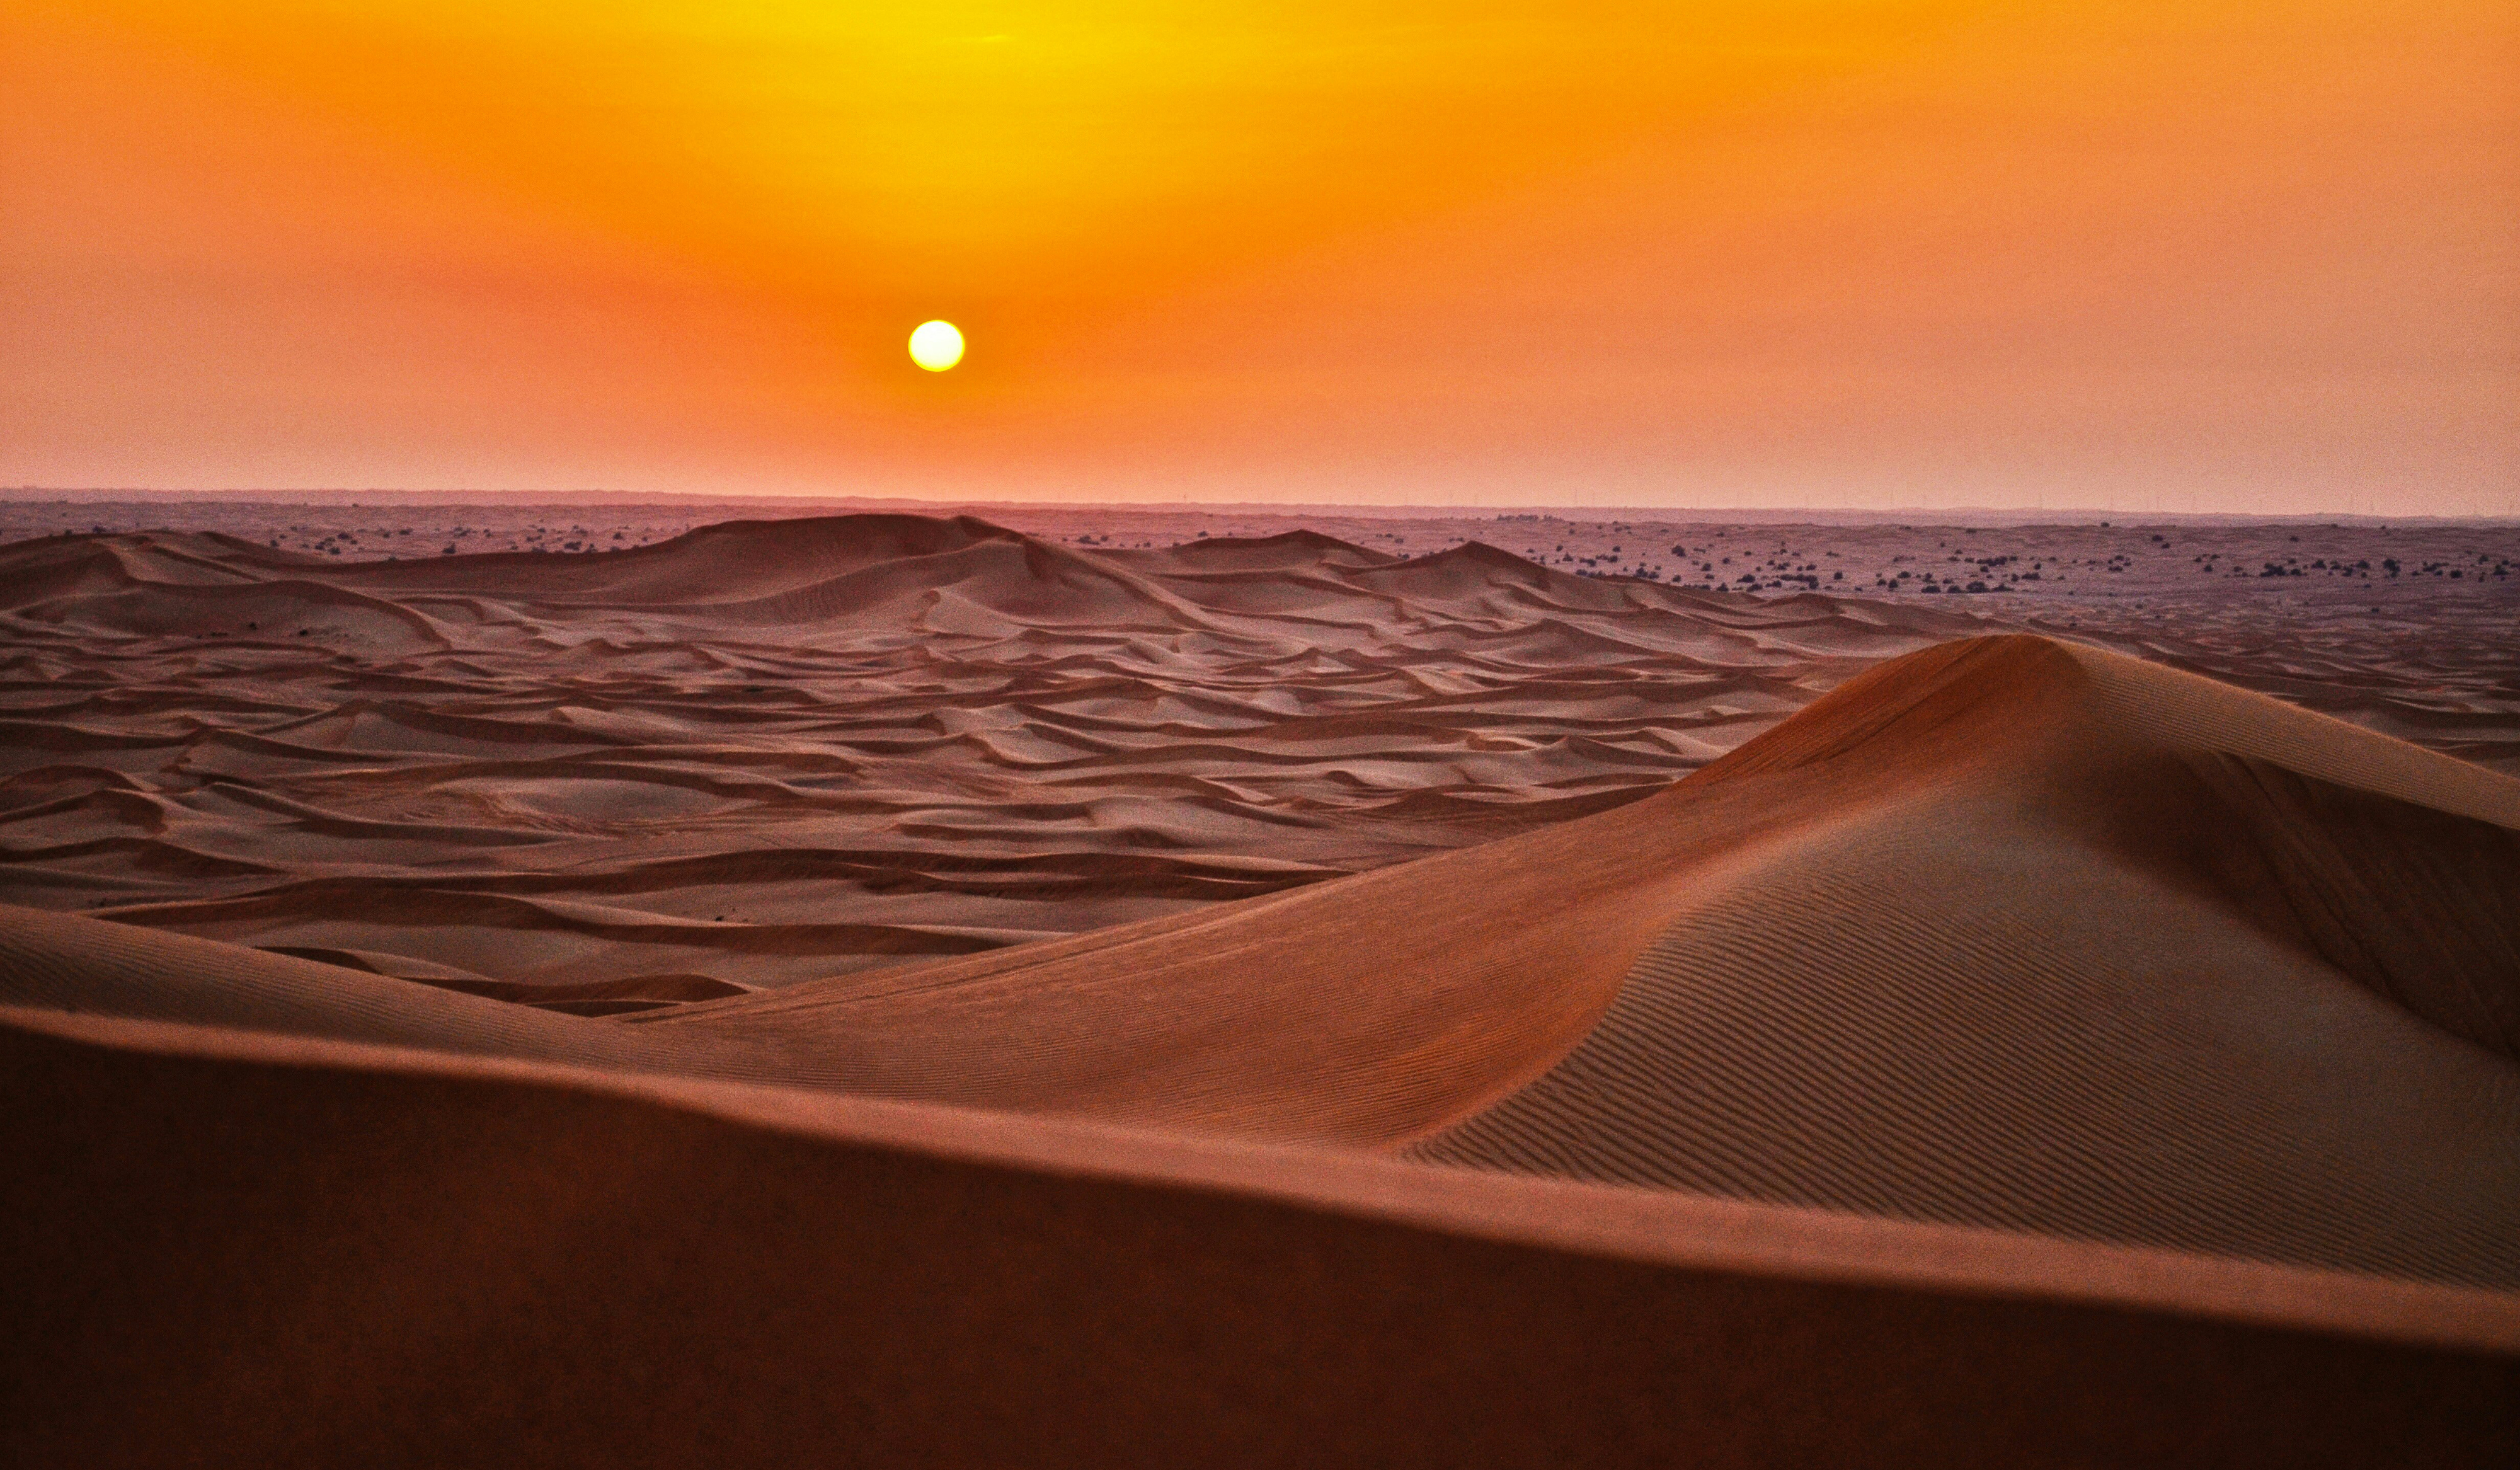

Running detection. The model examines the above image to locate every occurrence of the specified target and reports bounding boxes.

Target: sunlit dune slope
[614,636,2520,1287]
[1410,637,2520,1286]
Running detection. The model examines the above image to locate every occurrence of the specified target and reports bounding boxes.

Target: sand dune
[6,1006,2517,1468]
[0,516,1969,990]
[1411,638,2520,1285]
[4,515,2517,1461]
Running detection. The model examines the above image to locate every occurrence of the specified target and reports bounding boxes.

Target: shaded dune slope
[9,1010,2516,1468]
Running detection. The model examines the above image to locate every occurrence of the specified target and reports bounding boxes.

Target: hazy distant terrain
[11,495,2516,767]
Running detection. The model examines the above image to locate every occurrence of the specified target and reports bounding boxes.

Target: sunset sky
[4,2,2513,512]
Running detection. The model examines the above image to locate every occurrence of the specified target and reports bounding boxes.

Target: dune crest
[1409,639,2520,1286]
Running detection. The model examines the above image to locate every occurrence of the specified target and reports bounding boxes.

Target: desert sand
[4,508,2517,1464]
[0,513,1991,991]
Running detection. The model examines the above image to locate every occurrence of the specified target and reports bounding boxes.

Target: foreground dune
[6,1008,2517,1467]
[4,519,2518,1460]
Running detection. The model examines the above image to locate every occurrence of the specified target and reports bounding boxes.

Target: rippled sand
[1,515,1990,997]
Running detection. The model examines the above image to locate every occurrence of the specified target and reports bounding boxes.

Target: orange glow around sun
[2,2,2513,510]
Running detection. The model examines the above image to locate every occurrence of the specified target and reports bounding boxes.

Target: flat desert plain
[4,497,2518,1466]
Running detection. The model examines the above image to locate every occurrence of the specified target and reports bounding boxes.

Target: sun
[908,319,965,372]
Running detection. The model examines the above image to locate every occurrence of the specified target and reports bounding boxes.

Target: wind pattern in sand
[0,516,1976,1002]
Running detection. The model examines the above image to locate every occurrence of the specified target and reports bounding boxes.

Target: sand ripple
[0,515,1973,994]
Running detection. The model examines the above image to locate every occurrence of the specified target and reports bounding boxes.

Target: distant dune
[0,515,1979,989]
[4,517,2516,1463]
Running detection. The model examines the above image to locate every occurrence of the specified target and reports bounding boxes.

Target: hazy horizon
[13,485,2518,531]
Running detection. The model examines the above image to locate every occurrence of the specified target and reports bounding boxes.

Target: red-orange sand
[4,515,2517,1464]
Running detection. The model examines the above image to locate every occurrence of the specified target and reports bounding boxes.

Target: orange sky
[4,2,2514,512]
